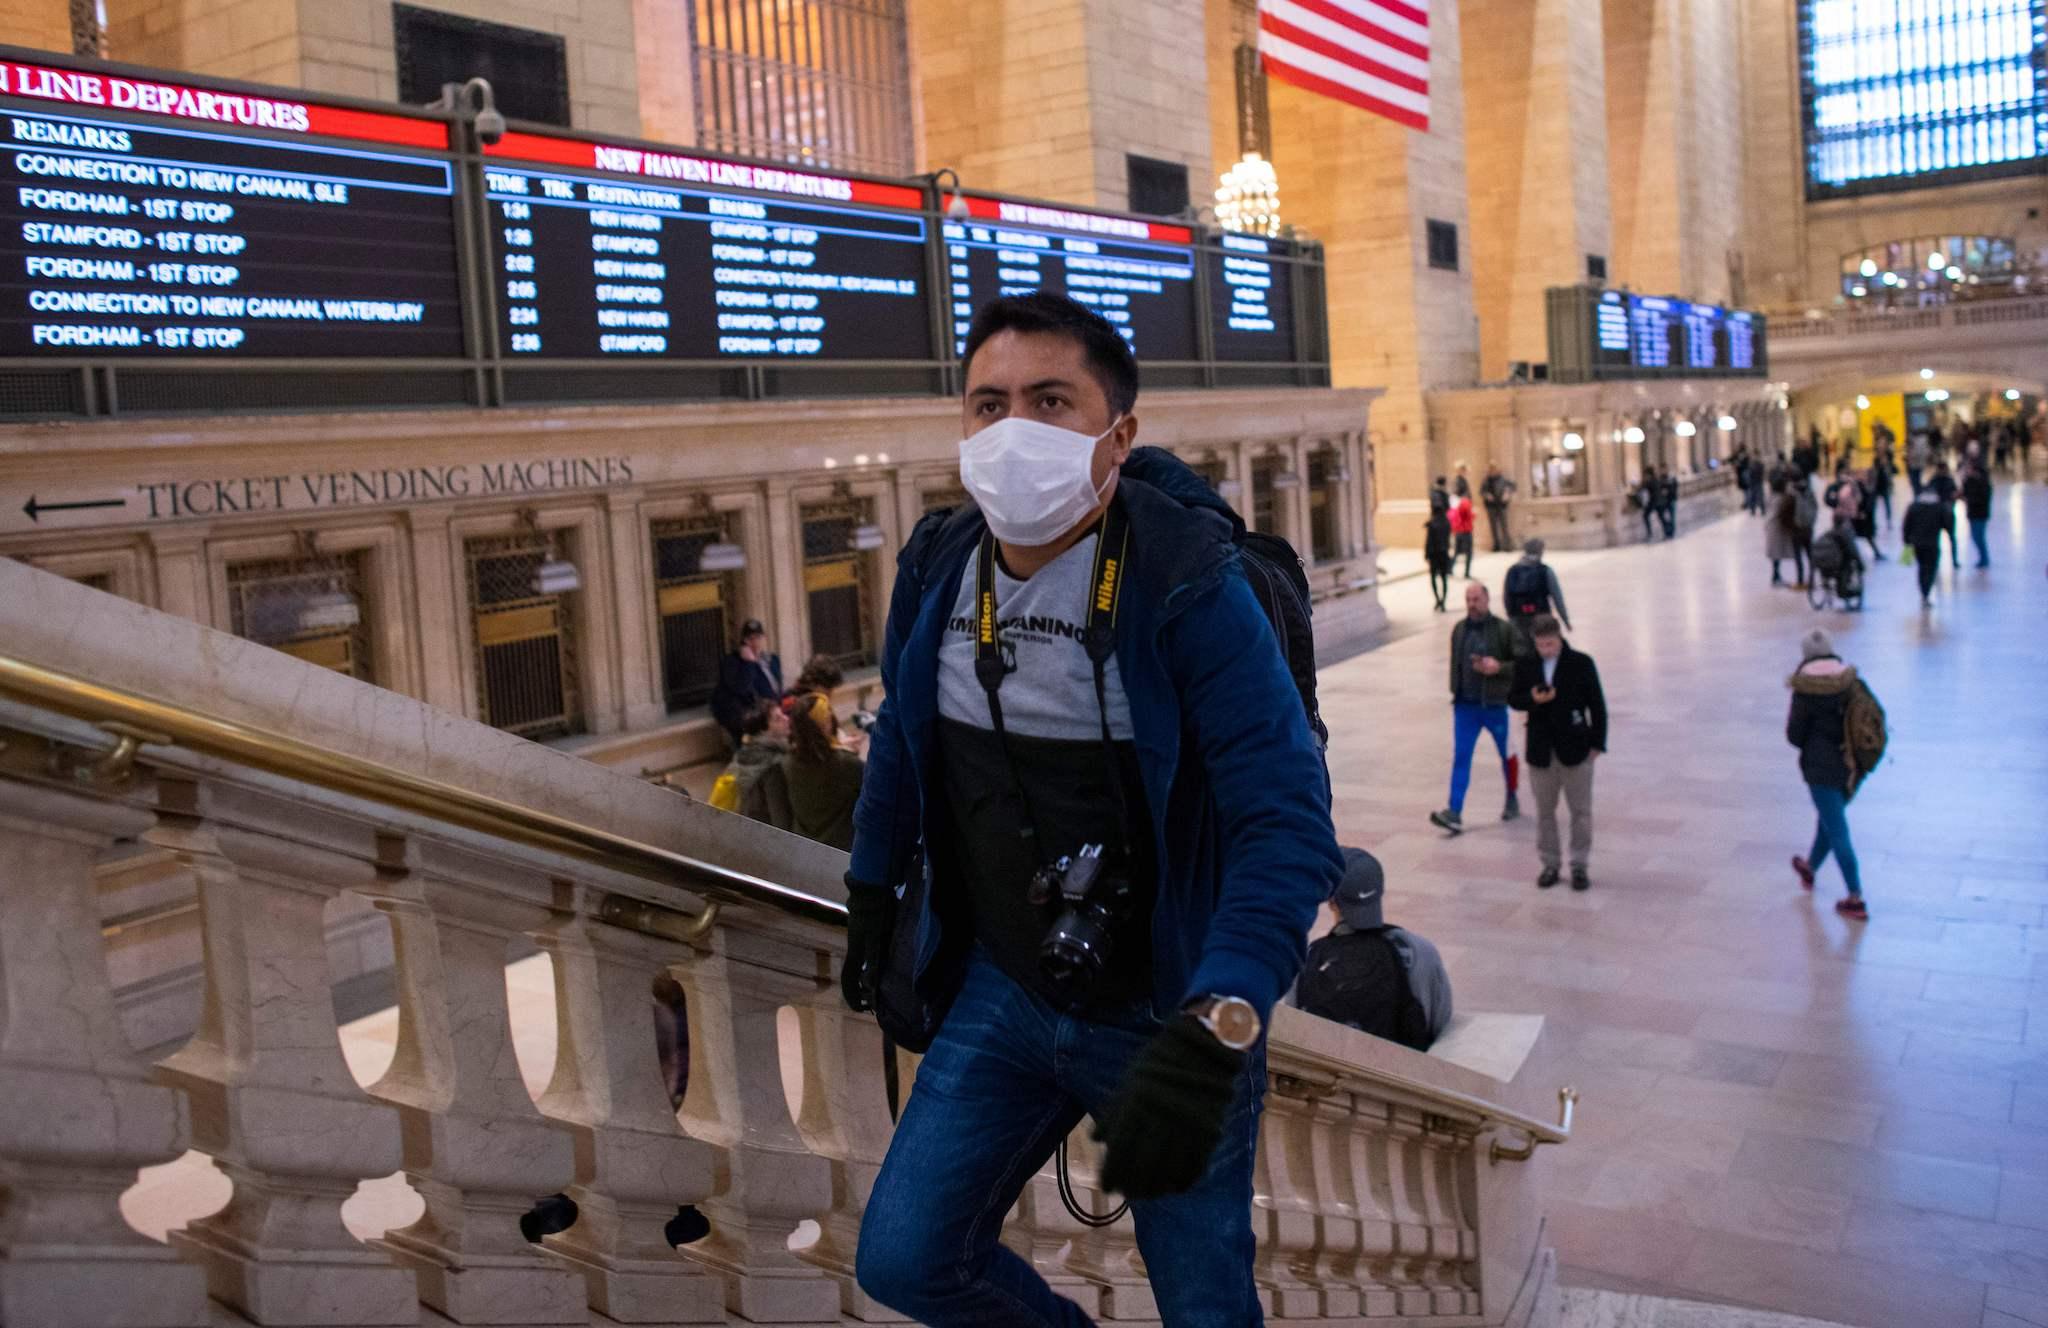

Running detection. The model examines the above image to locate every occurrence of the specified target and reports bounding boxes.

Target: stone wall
[103,0,302,87]
[0,0,68,53]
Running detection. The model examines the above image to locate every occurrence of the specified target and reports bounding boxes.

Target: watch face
[1209,998,1261,1049]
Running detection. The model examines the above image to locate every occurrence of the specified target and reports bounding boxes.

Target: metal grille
[112,369,473,415]
[1251,458,1280,535]
[465,532,584,740]
[72,571,112,592]
[1307,451,1340,563]
[226,552,375,683]
[0,370,88,417]
[652,516,742,712]
[689,0,916,177]
[921,484,969,513]
[801,498,877,669]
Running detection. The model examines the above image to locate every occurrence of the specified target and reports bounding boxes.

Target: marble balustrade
[0,557,1563,1327]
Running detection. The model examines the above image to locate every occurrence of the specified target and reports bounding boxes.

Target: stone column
[763,480,808,666]
[149,784,418,1326]
[603,488,666,732]
[0,783,209,1328]
[146,527,210,626]
[363,841,585,1325]
[404,508,466,716]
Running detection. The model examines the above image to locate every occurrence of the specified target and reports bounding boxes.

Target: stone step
[1561,1286,1867,1328]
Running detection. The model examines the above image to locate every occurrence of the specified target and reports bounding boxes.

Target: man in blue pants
[1431,582,1525,833]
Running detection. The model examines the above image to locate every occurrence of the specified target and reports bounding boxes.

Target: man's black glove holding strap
[1094,1012,1246,1201]
[840,876,895,1013]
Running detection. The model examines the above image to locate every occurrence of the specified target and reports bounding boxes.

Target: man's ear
[1110,413,1138,462]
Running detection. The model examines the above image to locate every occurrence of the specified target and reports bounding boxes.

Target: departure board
[1546,285,1768,382]
[1592,289,1633,373]
[1725,310,1759,371]
[0,62,461,357]
[1626,295,1682,370]
[1206,234,1298,363]
[481,132,931,361]
[945,196,1197,362]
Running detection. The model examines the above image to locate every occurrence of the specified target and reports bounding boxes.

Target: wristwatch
[1185,995,1262,1051]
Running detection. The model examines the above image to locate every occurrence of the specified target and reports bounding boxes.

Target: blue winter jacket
[847,447,1342,1027]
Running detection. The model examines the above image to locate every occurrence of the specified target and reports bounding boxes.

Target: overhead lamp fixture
[1216,478,1245,499]
[1856,394,1871,410]
[1928,251,1946,270]
[929,167,970,221]
[296,589,360,632]
[1858,258,1877,277]
[1881,272,1900,286]
[699,541,747,572]
[1850,284,1868,297]
[1926,388,1951,402]
[1561,432,1585,451]
[1717,415,1737,431]
[1920,367,1935,379]
[1270,470,1304,490]
[1675,420,1698,438]
[1215,151,1282,238]
[850,524,887,552]
[2005,389,2022,401]
[1333,465,1353,482]
[1622,425,1646,444]
[533,558,581,595]
[1945,265,1963,281]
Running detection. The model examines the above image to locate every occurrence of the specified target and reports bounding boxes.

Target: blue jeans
[856,952,1266,1328]
[1969,517,1990,566]
[1449,701,1511,814]
[1806,783,1862,897]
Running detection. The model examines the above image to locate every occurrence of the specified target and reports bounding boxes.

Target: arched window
[1800,0,2046,197]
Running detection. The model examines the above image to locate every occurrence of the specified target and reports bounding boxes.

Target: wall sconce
[1271,471,1304,490]
[1622,425,1646,444]
[1675,420,1698,438]
[1561,433,1585,452]
[699,541,747,572]
[850,524,887,552]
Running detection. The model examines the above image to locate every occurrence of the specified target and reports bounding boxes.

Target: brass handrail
[0,652,848,928]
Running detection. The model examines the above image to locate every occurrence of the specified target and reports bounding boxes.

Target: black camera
[1031,844,1135,999]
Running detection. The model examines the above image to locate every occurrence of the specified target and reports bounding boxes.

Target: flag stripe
[1264,0,1428,73]
[1315,0,1429,49]
[1258,27,1431,117]
[1259,9,1427,92]
[1263,51,1430,131]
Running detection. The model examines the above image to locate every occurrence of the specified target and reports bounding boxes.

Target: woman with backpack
[1786,629,1876,920]
[1424,496,1454,612]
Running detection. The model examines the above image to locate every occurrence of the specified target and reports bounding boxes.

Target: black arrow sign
[22,495,127,523]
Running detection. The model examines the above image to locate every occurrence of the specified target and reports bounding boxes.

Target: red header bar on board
[0,58,450,150]
[485,129,926,212]
[962,195,1193,246]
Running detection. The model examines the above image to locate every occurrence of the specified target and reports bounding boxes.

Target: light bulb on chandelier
[1215,152,1282,237]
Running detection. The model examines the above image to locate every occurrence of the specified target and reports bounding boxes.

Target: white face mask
[958,415,1121,547]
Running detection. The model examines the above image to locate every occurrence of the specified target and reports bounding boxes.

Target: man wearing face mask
[844,293,1341,1328]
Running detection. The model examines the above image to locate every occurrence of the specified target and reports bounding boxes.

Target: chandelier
[1215,151,1281,237]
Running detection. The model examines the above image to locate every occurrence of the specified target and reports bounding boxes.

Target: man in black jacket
[1480,462,1515,551]
[709,619,783,746]
[1508,615,1606,891]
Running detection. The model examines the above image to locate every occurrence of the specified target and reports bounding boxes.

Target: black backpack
[1237,529,1328,750]
[1504,561,1549,620]
[1295,929,1431,1051]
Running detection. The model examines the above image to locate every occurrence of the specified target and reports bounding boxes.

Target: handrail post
[0,780,209,1328]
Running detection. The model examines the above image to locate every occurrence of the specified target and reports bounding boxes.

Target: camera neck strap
[973,500,1133,858]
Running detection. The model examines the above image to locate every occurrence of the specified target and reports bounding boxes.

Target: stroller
[1808,524,1864,610]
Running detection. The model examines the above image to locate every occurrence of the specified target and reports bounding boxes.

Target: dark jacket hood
[1121,445,1247,540]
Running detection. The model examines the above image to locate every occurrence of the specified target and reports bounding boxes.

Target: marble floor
[1323,481,2048,1328]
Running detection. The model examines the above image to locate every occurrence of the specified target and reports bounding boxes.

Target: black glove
[840,879,895,1012]
[1093,1013,1246,1201]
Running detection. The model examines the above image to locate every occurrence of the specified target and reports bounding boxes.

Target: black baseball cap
[741,619,767,637]
[1332,848,1385,929]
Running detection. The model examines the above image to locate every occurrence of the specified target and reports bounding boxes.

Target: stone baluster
[1352,1094,1424,1316]
[1417,1123,1480,1315]
[361,838,586,1324]
[147,782,417,1325]
[1305,1094,1363,1318]
[1056,1127,1155,1321]
[0,780,209,1328]
[1386,1104,1453,1312]
[785,987,907,1321]
[1000,1160,1103,1320]
[530,900,723,1323]
[671,923,838,1323]
[1249,1086,1319,1319]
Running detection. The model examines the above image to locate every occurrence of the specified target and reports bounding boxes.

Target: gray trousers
[1530,758,1595,871]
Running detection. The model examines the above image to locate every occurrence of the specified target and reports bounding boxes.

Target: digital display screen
[1725,310,1758,370]
[946,196,1197,362]
[1593,290,1632,371]
[481,132,930,361]
[1683,302,1723,370]
[1206,233,1298,363]
[0,83,461,356]
[1626,295,1681,370]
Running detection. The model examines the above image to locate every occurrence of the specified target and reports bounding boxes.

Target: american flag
[1256,0,1432,132]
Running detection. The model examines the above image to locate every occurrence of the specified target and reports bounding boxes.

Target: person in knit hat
[1786,628,1870,920]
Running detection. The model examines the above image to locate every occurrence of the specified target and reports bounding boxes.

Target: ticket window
[651,518,740,713]
[1250,457,1280,535]
[1527,432,1590,499]
[1307,450,1341,564]
[226,552,375,683]
[465,533,584,740]
[801,501,879,670]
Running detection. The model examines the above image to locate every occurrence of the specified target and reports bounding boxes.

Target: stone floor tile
[1578,1159,1852,1254]
[1771,1049,2018,1121]
[1671,1228,1987,1328]
[1985,1285,2048,1327]
[1546,1199,1704,1288]
[1901,1030,2048,1085]
[1997,1172,2048,1233]
[2015,1082,2048,1126]
[1842,1205,2048,1295]
[1640,1073,1882,1146]
[1873,1108,2048,1178]
[1726,1129,2002,1220]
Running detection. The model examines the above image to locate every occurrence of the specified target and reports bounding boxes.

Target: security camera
[474,106,506,146]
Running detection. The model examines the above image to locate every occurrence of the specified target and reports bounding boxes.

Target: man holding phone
[1430,583,1526,834]
[1509,616,1607,890]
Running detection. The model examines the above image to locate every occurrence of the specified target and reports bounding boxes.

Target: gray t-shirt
[937,533,1133,740]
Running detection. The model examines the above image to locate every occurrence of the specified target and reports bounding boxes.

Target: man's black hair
[960,292,1139,416]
